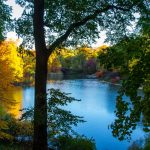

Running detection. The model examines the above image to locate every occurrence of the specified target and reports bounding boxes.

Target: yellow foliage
[0,130,14,141]
[48,49,62,72]
[77,45,108,58]
[94,45,108,56]
[128,58,139,70]
[47,45,108,72]
[4,87,23,118]
[0,41,23,90]
[0,41,23,118]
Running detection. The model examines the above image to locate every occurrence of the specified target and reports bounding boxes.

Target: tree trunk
[33,51,48,150]
[33,0,48,149]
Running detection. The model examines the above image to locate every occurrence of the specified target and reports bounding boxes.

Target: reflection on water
[23,86,34,109]
[9,79,145,150]
[4,87,23,118]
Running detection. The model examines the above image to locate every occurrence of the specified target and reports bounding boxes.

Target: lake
[8,79,145,150]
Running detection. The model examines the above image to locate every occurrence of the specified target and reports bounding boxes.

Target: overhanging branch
[47,5,111,55]
[47,4,136,56]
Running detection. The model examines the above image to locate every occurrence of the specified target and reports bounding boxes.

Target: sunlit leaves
[17,46,35,84]
[0,41,23,86]
[0,41,23,107]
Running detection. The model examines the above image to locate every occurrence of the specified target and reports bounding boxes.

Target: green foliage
[54,135,96,150]
[48,45,106,74]
[0,107,13,141]
[0,0,12,40]
[15,0,150,47]
[111,34,150,140]
[17,44,36,84]
[21,88,85,139]
[96,9,150,141]
[0,111,33,142]
[98,44,129,72]
[98,36,148,73]
[47,88,85,137]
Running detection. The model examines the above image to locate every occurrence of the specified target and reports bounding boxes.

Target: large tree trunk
[33,0,48,149]
[33,51,48,150]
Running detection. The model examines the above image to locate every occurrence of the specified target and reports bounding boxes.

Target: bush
[0,104,33,141]
[53,135,96,150]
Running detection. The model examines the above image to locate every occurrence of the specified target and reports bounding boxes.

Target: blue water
[22,79,144,150]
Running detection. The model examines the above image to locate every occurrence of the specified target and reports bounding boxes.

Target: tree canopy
[16,0,149,48]
[111,34,150,141]
[0,0,12,40]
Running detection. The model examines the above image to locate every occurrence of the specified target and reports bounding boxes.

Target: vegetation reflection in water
[10,79,145,150]
[4,87,23,118]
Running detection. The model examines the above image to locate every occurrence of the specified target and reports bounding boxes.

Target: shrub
[53,135,96,150]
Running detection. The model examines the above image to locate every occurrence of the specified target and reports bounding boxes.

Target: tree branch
[47,5,110,55]
[47,4,135,56]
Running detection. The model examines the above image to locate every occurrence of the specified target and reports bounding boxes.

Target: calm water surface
[10,79,145,150]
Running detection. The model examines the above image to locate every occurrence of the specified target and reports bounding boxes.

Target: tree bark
[33,0,48,149]
[33,51,48,150]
